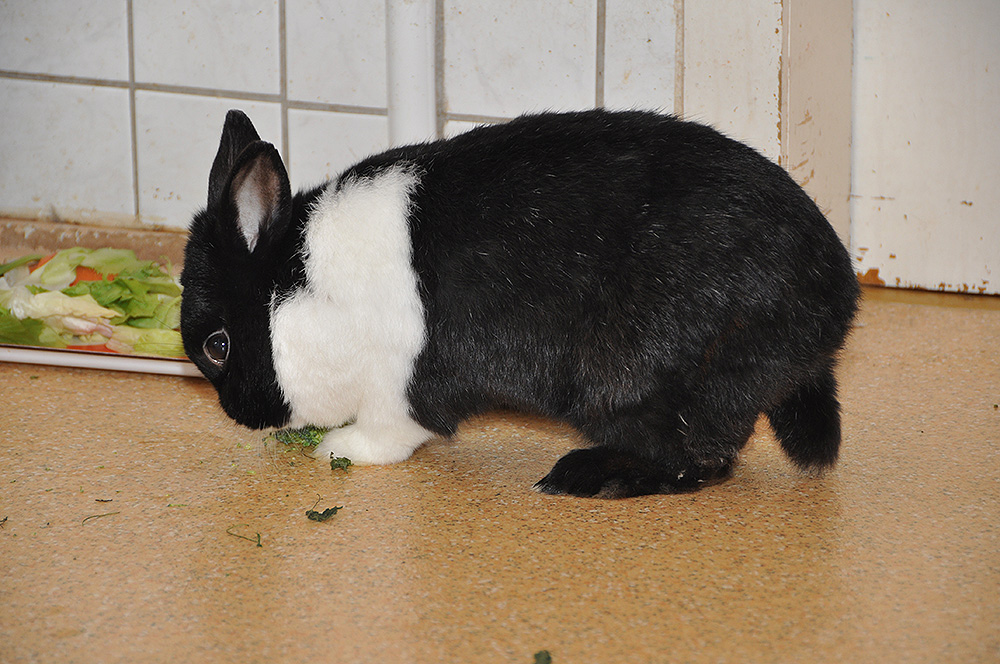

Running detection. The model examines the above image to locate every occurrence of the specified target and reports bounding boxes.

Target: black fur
[181,111,314,428]
[183,108,859,498]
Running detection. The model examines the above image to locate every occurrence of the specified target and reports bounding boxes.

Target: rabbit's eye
[203,329,229,367]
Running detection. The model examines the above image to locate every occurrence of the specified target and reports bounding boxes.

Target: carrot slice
[31,253,56,271]
[71,266,108,285]
[31,254,115,285]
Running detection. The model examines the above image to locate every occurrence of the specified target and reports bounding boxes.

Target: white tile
[0,0,129,80]
[0,79,133,223]
[134,92,282,228]
[443,119,493,139]
[683,0,782,159]
[443,0,598,118]
[604,0,676,112]
[132,0,281,94]
[287,110,389,188]
[286,0,387,108]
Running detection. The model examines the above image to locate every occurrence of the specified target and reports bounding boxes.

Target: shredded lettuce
[0,247,186,358]
[4,288,118,321]
[110,325,185,356]
[32,247,90,289]
[80,248,148,275]
[0,254,43,278]
[0,307,66,348]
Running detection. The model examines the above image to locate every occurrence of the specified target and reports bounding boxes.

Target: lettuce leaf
[0,254,42,278]
[79,248,145,275]
[0,307,66,348]
[127,294,180,330]
[59,255,181,326]
[110,325,184,356]
[33,247,89,289]
[4,288,118,321]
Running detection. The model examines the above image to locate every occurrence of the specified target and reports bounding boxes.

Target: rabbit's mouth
[216,379,291,431]
[224,404,290,431]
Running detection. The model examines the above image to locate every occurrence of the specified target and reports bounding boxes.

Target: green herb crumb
[226,524,262,547]
[330,455,353,472]
[533,651,553,664]
[306,506,343,522]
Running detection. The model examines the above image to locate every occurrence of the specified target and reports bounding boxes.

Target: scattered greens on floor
[306,494,343,522]
[306,505,343,522]
[330,456,353,472]
[0,247,184,357]
[226,524,263,547]
[269,425,354,471]
[270,425,331,448]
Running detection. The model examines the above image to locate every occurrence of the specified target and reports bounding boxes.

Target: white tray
[0,344,202,377]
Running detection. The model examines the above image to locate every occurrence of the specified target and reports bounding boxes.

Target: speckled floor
[1,288,998,664]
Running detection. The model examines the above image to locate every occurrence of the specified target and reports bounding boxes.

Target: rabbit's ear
[227,142,292,253]
[208,109,261,207]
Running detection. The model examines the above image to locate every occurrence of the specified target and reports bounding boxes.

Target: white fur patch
[269,164,434,465]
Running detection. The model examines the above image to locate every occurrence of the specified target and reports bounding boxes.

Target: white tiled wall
[683,0,782,158]
[0,0,391,230]
[133,1,282,95]
[0,1,130,80]
[286,0,387,108]
[603,1,678,112]
[134,93,285,226]
[0,79,134,223]
[442,0,598,118]
[0,0,781,231]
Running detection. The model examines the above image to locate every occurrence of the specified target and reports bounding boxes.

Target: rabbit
[180,108,859,499]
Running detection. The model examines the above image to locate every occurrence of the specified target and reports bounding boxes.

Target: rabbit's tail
[766,362,843,472]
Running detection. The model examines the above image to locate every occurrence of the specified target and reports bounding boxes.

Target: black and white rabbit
[180,108,859,498]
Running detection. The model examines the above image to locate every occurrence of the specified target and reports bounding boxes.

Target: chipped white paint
[780,0,854,245]
[851,0,1000,294]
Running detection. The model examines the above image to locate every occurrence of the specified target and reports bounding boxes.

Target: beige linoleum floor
[1,289,998,664]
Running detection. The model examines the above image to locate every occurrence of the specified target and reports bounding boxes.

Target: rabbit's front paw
[310,426,374,465]
[309,423,427,466]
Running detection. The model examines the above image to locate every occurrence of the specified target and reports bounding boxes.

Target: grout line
[673,0,685,117]
[0,69,129,89]
[0,70,387,116]
[126,0,140,223]
[290,100,388,116]
[444,112,510,125]
[132,83,280,102]
[278,0,290,172]
[434,0,446,139]
[595,0,606,108]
